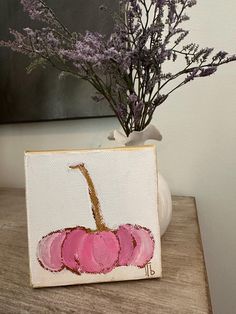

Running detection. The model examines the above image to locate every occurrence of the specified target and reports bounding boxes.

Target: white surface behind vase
[0,1,236,313]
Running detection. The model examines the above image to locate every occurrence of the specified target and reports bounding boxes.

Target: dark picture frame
[0,0,118,124]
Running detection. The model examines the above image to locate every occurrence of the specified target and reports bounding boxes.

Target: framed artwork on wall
[0,0,118,124]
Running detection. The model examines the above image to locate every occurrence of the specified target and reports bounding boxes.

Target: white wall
[0,1,236,313]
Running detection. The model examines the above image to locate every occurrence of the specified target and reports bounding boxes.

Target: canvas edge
[32,272,162,289]
[152,146,163,279]
[24,153,35,287]
[24,144,156,155]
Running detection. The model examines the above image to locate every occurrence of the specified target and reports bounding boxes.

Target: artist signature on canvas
[145,262,156,277]
[37,163,156,276]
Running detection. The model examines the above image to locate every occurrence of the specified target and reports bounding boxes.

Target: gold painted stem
[69,163,108,231]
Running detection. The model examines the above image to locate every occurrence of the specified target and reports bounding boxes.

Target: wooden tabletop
[0,188,212,314]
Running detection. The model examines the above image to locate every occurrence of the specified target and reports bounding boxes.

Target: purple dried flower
[21,0,53,23]
[184,68,199,83]
[187,0,197,8]
[199,67,217,77]
[128,93,138,103]
[132,100,144,124]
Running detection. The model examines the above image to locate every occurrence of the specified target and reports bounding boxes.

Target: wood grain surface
[0,188,212,314]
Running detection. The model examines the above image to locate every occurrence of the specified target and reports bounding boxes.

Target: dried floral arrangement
[1,0,235,136]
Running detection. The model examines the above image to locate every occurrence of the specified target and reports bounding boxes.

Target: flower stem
[69,163,108,231]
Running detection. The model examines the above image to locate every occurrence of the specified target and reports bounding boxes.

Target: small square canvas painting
[25,145,161,288]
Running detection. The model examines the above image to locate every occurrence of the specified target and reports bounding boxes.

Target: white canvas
[25,145,162,288]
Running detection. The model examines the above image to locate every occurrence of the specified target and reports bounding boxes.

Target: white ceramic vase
[108,124,172,236]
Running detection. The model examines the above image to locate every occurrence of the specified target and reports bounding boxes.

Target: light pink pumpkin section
[37,230,67,272]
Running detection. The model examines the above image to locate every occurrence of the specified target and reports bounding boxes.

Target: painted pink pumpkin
[37,163,155,275]
[116,224,155,267]
[61,228,120,274]
[37,230,67,272]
